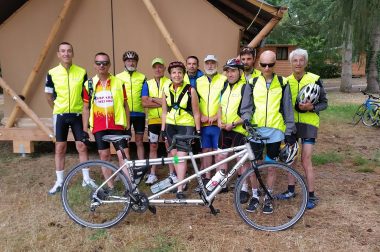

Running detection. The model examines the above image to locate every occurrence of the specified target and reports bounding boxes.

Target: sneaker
[262,198,273,214]
[240,190,250,204]
[82,179,97,188]
[48,181,62,195]
[176,191,186,199]
[145,174,158,185]
[169,173,178,184]
[246,197,259,212]
[307,196,319,209]
[276,190,296,200]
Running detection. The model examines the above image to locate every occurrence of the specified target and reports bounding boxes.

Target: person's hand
[201,115,208,123]
[285,134,297,145]
[160,130,167,141]
[298,101,314,111]
[225,123,234,131]
[81,131,91,146]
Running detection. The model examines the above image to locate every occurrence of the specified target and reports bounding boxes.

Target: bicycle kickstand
[209,204,220,216]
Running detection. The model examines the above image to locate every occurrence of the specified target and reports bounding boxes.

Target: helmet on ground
[223,58,244,71]
[279,141,299,165]
[168,61,186,74]
[123,50,139,61]
[297,83,320,104]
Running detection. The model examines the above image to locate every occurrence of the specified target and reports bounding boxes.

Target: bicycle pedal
[209,205,220,215]
[148,206,157,214]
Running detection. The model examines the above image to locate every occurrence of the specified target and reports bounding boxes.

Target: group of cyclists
[45,42,327,214]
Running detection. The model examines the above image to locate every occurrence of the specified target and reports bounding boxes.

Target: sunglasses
[259,62,276,68]
[95,61,110,66]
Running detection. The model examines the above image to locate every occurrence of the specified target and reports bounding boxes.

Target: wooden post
[247,8,286,48]
[0,77,55,142]
[142,0,185,62]
[5,0,74,128]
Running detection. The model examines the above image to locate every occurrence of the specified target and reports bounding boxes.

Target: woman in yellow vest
[277,48,328,209]
[161,61,201,199]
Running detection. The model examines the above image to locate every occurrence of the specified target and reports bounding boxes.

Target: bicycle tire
[352,104,366,125]
[234,162,307,231]
[61,160,132,228]
[362,105,378,127]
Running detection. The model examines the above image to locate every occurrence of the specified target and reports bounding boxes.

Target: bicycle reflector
[297,83,320,104]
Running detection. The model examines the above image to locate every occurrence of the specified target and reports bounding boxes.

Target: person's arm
[191,88,201,132]
[141,81,161,108]
[123,85,130,130]
[239,83,254,122]
[282,83,296,137]
[44,73,54,109]
[161,94,167,131]
[82,86,90,132]
[313,79,328,112]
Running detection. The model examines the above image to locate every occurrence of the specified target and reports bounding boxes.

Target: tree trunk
[340,23,353,93]
[366,25,380,93]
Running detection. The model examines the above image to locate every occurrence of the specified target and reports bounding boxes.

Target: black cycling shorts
[130,116,146,134]
[250,141,281,161]
[94,130,129,150]
[218,130,246,149]
[54,113,83,142]
[165,124,195,152]
[148,124,161,143]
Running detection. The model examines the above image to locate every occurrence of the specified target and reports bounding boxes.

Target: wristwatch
[232,122,236,128]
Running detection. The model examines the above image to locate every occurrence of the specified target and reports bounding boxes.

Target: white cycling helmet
[279,142,299,165]
[297,83,320,104]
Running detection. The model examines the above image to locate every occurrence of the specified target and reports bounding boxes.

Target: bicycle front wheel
[352,104,366,125]
[234,163,307,231]
[61,160,132,228]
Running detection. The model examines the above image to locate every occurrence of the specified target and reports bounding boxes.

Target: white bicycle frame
[94,142,256,206]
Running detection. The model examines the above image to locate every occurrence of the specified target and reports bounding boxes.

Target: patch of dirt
[0,88,379,251]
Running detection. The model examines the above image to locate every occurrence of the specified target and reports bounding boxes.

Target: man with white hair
[195,55,227,182]
[277,48,328,209]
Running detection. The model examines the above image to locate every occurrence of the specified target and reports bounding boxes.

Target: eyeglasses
[259,62,275,68]
[95,61,110,66]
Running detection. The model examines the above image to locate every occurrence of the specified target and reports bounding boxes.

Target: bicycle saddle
[172,135,201,141]
[102,135,131,143]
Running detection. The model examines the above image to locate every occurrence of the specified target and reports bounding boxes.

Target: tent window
[276,47,288,60]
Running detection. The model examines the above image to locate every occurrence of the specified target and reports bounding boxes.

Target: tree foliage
[266,0,341,78]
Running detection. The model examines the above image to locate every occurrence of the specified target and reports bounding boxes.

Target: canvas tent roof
[1,0,283,44]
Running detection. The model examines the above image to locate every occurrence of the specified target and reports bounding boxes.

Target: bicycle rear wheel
[362,105,378,126]
[61,160,132,228]
[352,104,366,125]
[234,163,307,231]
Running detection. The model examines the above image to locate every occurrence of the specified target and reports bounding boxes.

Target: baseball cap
[151,57,165,66]
[204,54,218,62]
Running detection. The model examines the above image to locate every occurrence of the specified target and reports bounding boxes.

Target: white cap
[204,54,218,62]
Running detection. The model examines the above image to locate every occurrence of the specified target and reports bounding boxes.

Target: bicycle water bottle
[150,177,173,193]
[205,170,225,191]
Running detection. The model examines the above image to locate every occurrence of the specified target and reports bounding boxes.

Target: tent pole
[0,77,55,141]
[246,8,286,48]
[142,0,185,62]
[5,0,74,128]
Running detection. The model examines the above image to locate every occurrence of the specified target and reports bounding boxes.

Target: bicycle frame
[94,142,255,207]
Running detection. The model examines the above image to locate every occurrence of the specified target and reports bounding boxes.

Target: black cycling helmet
[223,58,244,71]
[123,50,139,61]
[168,61,186,74]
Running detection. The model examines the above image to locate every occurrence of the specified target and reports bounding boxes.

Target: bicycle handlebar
[360,89,380,100]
